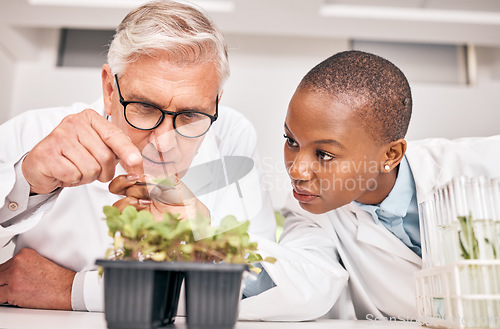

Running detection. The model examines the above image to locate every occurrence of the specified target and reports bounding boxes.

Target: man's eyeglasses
[114,75,218,138]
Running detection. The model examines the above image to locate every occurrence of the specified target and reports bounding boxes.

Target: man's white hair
[107,0,229,90]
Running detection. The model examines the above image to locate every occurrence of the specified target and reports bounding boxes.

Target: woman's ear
[382,139,407,172]
[101,64,114,117]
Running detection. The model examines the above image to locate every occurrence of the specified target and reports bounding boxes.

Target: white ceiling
[0,0,499,48]
[327,0,500,12]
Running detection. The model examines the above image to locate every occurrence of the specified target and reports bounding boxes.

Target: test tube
[419,200,438,268]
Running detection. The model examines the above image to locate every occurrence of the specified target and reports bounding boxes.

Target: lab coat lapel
[406,140,453,204]
[348,141,443,266]
[405,143,443,204]
[349,204,422,265]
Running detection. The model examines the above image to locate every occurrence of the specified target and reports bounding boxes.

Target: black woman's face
[284,88,389,214]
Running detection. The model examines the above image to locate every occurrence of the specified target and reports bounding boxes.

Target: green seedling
[102,205,276,273]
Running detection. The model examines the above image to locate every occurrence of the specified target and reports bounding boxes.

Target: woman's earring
[384,164,390,171]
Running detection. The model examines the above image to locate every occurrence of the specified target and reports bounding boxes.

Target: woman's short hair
[107,0,229,90]
[299,50,412,144]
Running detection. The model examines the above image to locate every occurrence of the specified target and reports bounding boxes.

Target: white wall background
[2,29,500,209]
[1,1,500,261]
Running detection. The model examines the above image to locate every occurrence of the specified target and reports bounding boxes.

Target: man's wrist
[29,187,61,197]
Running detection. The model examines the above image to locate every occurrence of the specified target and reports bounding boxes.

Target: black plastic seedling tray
[96,260,247,329]
[182,263,247,329]
[96,260,184,329]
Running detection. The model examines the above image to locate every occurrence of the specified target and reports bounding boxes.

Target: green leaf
[150,251,167,261]
[132,210,155,233]
[179,244,194,254]
[263,256,277,264]
[103,205,121,218]
[153,177,175,188]
[102,206,276,265]
[274,210,286,227]
[226,236,241,248]
[122,223,137,239]
[457,214,480,259]
[137,209,155,223]
[219,215,239,229]
[106,216,123,235]
[121,206,138,224]
[247,253,263,263]
[249,265,262,274]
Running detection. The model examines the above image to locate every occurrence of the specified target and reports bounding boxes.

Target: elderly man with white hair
[0,0,275,312]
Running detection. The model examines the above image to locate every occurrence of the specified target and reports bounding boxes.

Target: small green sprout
[102,205,276,273]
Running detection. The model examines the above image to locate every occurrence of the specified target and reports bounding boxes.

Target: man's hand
[0,248,76,310]
[22,109,143,195]
[108,174,210,221]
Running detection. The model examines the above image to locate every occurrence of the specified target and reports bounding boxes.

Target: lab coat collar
[346,203,422,266]
[377,156,415,219]
[405,142,443,204]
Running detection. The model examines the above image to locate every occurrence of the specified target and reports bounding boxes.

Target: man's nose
[150,116,178,152]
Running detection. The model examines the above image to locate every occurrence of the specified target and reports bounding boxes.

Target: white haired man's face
[102,54,220,178]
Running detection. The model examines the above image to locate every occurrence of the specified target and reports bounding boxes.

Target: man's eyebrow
[314,139,346,149]
[126,92,211,113]
[177,105,211,113]
[126,92,162,108]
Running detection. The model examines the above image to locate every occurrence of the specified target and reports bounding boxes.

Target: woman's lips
[292,185,319,203]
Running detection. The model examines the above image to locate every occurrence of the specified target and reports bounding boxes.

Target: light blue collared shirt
[354,156,421,257]
[243,156,421,299]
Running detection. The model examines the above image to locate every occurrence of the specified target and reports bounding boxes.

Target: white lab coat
[0,99,276,311]
[240,135,500,321]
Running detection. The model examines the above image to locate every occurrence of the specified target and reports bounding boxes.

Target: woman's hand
[108,174,210,222]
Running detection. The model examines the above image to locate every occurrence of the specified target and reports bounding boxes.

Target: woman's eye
[283,134,298,147]
[317,150,334,161]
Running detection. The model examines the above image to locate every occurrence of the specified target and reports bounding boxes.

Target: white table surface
[0,306,423,329]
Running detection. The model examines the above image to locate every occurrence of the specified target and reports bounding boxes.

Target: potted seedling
[96,205,275,329]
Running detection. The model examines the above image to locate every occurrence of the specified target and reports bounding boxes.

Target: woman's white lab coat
[240,135,500,321]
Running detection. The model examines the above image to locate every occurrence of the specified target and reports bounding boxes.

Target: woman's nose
[287,154,314,182]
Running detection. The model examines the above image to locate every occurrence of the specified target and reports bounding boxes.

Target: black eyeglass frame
[114,74,218,138]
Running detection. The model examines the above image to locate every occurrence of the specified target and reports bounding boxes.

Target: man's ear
[101,64,114,117]
[383,139,407,172]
